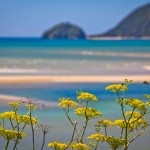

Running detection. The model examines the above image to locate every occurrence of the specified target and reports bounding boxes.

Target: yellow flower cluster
[114,118,148,130]
[58,99,78,109]
[113,120,126,128]
[0,111,18,120]
[26,104,37,110]
[124,98,147,112]
[106,136,125,150]
[129,118,148,129]
[18,115,38,125]
[77,91,98,101]
[8,102,21,108]
[144,94,150,100]
[125,79,132,85]
[0,128,26,140]
[106,84,128,92]
[125,111,141,118]
[145,102,150,107]
[97,120,113,127]
[70,142,90,150]
[48,141,67,149]
[88,133,106,142]
[75,107,102,119]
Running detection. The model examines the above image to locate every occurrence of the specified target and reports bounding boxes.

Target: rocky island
[42,22,86,39]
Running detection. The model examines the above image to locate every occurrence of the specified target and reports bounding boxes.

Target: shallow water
[0,39,150,75]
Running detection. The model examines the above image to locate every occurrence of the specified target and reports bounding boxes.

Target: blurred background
[0,1,150,150]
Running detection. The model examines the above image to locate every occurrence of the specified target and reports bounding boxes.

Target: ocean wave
[46,50,150,58]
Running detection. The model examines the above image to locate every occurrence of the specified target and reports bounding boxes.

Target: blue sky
[0,0,149,37]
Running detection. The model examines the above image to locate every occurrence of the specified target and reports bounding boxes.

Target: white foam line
[0,68,38,73]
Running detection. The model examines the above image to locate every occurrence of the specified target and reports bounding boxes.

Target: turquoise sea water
[0,39,150,149]
[0,38,150,75]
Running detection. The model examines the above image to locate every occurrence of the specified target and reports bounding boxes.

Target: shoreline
[0,75,149,84]
[87,36,150,40]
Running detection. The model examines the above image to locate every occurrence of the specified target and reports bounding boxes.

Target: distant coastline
[0,37,150,41]
[87,36,150,40]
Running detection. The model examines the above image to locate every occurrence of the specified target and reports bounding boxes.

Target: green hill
[91,3,150,39]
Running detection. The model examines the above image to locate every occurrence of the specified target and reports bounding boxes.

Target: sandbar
[0,75,149,84]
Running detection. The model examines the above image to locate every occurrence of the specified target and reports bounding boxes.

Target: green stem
[116,91,126,121]
[63,108,74,127]
[13,124,26,150]
[13,138,19,150]
[5,139,9,150]
[124,123,128,150]
[94,141,99,150]
[9,119,14,128]
[86,101,89,108]
[64,122,78,150]
[80,118,88,143]
[2,119,4,128]
[71,122,77,141]
[29,110,35,150]
[104,127,107,136]
[13,106,20,150]
[116,91,128,150]
[120,128,123,138]
[128,108,135,122]
[21,124,26,132]
[41,132,46,150]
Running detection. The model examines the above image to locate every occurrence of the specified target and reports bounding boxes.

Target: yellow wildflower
[124,98,147,112]
[144,94,150,100]
[88,133,106,142]
[97,120,113,127]
[26,104,37,110]
[0,128,26,140]
[58,98,78,109]
[125,111,142,118]
[106,84,128,92]
[145,102,150,107]
[129,118,148,129]
[17,115,38,125]
[106,136,125,150]
[125,79,132,85]
[114,118,148,130]
[77,91,98,101]
[0,111,18,120]
[8,102,21,108]
[75,107,102,119]
[70,142,90,150]
[113,120,127,128]
[48,141,67,149]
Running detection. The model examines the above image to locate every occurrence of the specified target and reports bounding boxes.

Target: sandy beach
[0,75,149,84]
